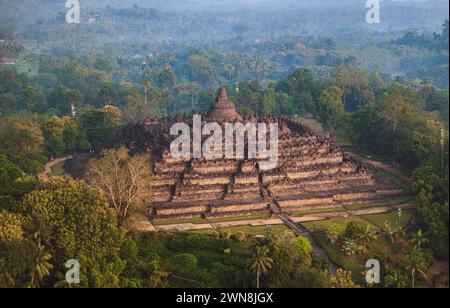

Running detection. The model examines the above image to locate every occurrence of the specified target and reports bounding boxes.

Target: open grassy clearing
[48,161,65,177]
[361,209,415,230]
[187,224,290,236]
[208,214,272,223]
[343,200,390,211]
[301,215,379,231]
[371,167,411,190]
[289,206,347,217]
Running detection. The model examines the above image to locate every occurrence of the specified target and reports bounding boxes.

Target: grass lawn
[153,218,207,226]
[343,200,390,211]
[187,228,218,235]
[289,206,347,217]
[208,214,272,223]
[385,196,415,206]
[216,224,289,236]
[153,214,274,226]
[186,224,290,236]
[48,161,65,177]
[361,209,415,230]
[313,231,405,284]
[372,168,411,190]
[305,210,418,285]
[343,197,414,211]
[301,215,379,232]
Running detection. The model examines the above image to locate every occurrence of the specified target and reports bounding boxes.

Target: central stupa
[207,87,242,122]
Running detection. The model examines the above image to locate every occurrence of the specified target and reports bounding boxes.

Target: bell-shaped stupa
[207,87,242,122]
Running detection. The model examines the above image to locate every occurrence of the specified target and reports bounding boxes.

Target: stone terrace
[117,88,407,222]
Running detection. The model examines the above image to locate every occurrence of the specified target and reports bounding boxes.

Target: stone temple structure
[118,88,406,222]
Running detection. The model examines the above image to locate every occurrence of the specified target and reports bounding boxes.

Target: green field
[153,217,207,226]
[189,224,290,236]
[289,206,347,217]
[153,214,273,226]
[361,209,415,230]
[343,201,390,211]
[301,215,379,231]
[208,214,272,223]
[48,161,65,177]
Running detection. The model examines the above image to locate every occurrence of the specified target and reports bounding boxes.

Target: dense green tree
[48,87,82,115]
[315,86,345,130]
[24,178,122,275]
[0,114,44,155]
[22,86,45,113]
[0,209,24,242]
[276,68,321,113]
[80,107,121,149]
[0,93,17,115]
[170,253,198,276]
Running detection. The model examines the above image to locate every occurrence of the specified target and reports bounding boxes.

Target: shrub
[170,253,198,276]
[234,231,247,242]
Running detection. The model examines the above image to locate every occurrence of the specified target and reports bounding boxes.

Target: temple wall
[333,192,376,201]
[157,205,209,215]
[278,197,334,208]
[211,202,269,213]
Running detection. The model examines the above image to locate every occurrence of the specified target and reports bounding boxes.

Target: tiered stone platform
[118,88,407,222]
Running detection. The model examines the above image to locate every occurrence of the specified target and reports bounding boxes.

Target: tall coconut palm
[411,229,428,248]
[30,244,53,287]
[404,245,428,288]
[249,246,273,289]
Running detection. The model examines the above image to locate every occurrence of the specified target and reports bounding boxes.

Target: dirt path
[38,156,73,181]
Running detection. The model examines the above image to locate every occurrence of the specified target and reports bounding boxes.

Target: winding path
[38,156,73,181]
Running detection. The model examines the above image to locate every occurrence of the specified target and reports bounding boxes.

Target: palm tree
[30,244,53,287]
[384,268,407,288]
[357,225,376,253]
[411,229,428,248]
[404,245,428,288]
[249,246,273,289]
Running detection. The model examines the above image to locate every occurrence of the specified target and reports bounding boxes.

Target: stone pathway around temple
[150,202,416,232]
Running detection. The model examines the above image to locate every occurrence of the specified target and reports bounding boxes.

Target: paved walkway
[38,156,73,181]
[144,203,416,233]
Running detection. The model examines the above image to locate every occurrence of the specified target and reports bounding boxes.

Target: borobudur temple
[118,88,406,222]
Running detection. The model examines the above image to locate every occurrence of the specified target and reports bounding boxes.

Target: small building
[0,57,15,65]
